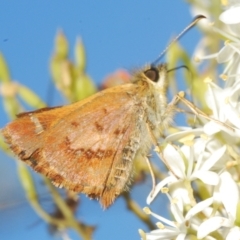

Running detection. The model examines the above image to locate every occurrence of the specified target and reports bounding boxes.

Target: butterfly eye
[144,67,159,82]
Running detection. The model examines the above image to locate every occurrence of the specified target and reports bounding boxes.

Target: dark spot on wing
[95,122,103,131]
[71,121,80,127]
[114,129,120,135]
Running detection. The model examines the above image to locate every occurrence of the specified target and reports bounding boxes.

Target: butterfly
[1,15,205,208]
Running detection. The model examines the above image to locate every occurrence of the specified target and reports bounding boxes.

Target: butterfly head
[143,64,168,90]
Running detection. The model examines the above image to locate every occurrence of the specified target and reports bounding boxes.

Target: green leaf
[3,97,21,119]
[17,162,38,201]
[0,53,11,83]
[75,37,86,72]
[74,73,96,101]
[18,85,46,109]
[55,30,69,59]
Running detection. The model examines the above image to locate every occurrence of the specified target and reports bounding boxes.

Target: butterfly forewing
[2,84,144,208]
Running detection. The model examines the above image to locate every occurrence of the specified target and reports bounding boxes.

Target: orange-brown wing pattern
[2,84,143,208]
[2,106,72,161]
[44,87,142,207]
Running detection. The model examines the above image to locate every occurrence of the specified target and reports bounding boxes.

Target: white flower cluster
[140,3,240,240]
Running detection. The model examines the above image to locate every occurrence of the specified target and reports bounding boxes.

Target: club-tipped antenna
[151,15,206,66]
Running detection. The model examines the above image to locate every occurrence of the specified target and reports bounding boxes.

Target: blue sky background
[0,1,203,240]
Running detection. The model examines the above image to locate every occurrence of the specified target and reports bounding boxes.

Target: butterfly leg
[172,91,234,131]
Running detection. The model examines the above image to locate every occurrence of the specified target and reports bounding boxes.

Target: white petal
[228,23,240,36]
[204,120,236,136]
[193,138,207,157]
[226,226,240,240]
[192,171,219,185]
[176,233,186,240]
[201,145,226,171]
[225,103,240,129]
[198,217,232,239]
[170,201,185,225]
[146,228,180,240]
[194,143,206,173]
[147,176,175,204]
[229,81,240,102]
[179,145,191,160]
[181,145,194,177]
[185,197,214,221]
[170,184,191,209]
[163,144,186,179]
[220,6,240,24]
[164,128,204,142]
[204,121,221,135]
[219,171,239,219]
[225,54,240,82]
[205,85,222,119]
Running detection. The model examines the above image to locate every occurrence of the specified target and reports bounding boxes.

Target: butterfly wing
[2,84,144,208]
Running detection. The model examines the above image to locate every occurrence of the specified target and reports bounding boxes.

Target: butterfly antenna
[152,15,206,66]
